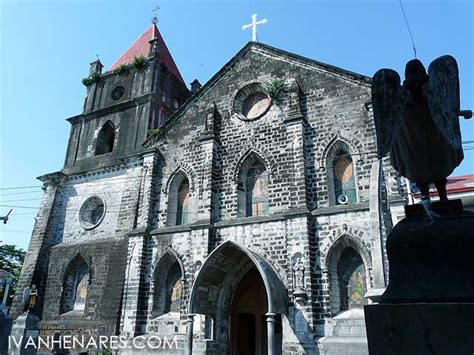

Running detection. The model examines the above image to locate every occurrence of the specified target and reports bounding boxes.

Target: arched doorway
[188,241,287,355]
[231,267,268,355]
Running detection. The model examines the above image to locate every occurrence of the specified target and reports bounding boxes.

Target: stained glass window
[176,179,189,225]
[337,248,367,310]
[242,92,271,120]
[169,280,182,313]
[73,267,89,311]
[333,151,357,205]
[245,163,269,217]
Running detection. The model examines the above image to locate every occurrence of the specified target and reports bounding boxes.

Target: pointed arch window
[152,252,184,318]
[328,240,369,315]
[238,153,269,217]
[326,141,357,205]
[60,256,90,315]
[95,121,115,156]
[167,172,191,226]
[332,150,356,205]
[337,248,367,310]
[176,179,190,225]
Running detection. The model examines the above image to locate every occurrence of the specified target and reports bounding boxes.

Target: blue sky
[1,0,472,250]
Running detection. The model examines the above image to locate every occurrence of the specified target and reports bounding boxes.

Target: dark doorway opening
[231,267,268,355]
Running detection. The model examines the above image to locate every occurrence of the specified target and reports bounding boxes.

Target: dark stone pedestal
[365,303,474,355]
[0,313,12,355]
[365,200,474,354]
[10,312,40,355]
[381,200,474,304]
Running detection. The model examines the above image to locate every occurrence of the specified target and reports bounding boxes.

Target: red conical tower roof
[109,24,184,84]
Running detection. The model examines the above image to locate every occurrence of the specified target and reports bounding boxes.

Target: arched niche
[151,249,185,319]
[60,254,90,315]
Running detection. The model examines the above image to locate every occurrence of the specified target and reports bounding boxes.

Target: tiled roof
[445,174,474,195]
[109,24,184,84]
[412,174,474,196]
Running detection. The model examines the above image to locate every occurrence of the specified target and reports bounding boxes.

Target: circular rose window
[79,196,106,229]
[111,86,124,100]
[242,92,271,120]
[233,83,272,121]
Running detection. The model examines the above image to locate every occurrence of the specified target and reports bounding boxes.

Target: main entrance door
[231,267,268,355]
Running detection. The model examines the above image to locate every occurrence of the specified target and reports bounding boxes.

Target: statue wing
[372,69,405,158]
[425,55,462,149]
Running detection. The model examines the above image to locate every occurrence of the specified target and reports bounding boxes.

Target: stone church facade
[11,24,407,354]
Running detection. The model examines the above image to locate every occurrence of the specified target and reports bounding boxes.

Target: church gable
[143,43,375,224]
[144,42,372,150]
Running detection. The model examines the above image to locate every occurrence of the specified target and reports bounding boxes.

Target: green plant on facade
[114,64,129,75]
[81,71,102,87]
[81,77,94,87]
[263,79,289,99]
[147,128,161,138]
[132,55,147,70]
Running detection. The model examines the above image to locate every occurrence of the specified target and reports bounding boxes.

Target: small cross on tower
[151,5,160,25]
[242,14,268,42]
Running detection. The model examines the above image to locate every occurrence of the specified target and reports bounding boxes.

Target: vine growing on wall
[132,56,147,70]
[263,79,289,99]
[147,128,161,138]
[82,71,102,87]
[113,64,129,75]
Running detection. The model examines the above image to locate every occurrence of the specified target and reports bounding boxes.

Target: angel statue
[372,56,472,206]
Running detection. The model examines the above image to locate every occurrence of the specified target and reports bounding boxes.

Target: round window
[111,86,125,100]
[79,196,106,229]
[233,83,272,121]
[242,92,271,120]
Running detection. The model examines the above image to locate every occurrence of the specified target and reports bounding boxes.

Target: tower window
[95,121,115,156]
[173,97,180,110]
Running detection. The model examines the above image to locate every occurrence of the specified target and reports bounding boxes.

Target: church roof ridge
[143,41,372,148]
[253,41,372,83]
[109,24,184,84]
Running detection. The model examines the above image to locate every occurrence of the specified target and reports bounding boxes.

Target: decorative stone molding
[163,163,197,195]
[318,134,364,171]
[232,146,276,184]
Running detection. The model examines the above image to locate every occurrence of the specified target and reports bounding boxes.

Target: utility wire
[1,140,473,192]
[0,185,42,191]
[398,0,417,58]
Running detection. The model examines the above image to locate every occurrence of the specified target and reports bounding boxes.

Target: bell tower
[64,23,190,173]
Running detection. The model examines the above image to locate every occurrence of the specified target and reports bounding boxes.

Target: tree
[0,242,26,306]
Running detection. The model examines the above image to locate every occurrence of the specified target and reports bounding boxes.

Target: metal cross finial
[151,5,160,25]
[242,14,268,42]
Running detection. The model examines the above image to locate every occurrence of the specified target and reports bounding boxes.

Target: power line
[0,190,43,197]
[1,140,473,192]
[0,185,42,191]
[398,0,417,58]
[0,198,42,203]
